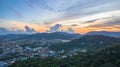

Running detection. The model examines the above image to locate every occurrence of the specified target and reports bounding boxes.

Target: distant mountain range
[1,30,120,38]
[0,31,120,41]
[0,32,82,41]
[86,31,120,37]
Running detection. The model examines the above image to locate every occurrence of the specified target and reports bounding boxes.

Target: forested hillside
[49,35,120,51]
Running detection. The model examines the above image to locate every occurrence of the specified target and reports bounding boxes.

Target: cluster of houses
[0,39,87,67]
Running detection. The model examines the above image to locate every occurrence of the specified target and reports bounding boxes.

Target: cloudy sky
[0,0,120,34]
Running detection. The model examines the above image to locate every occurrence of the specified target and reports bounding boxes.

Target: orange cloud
[73,25,120,34]
[0,19,47,32]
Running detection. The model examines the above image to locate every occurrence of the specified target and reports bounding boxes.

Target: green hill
[49,35,120,51]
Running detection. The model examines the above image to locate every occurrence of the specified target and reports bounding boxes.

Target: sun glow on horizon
[0,0,120,34]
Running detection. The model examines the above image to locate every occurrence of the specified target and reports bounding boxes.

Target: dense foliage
[49,35,120,51]
[9,45,120,67]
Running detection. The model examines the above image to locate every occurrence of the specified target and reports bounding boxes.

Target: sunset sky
[0,0,120,34]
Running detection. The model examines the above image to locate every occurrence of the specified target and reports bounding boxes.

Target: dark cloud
[48,24,61,32]
[67,27,75,34]
[0,26,36,35]
[87,18,120,28]
[0,28,8,32]
[85,19,98,23]
[0,28,10,35]
[71,24,79,26]
[48,24,75,33]
[0,28,25,35]
[25,26,35,33]
[105,19,120,26]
